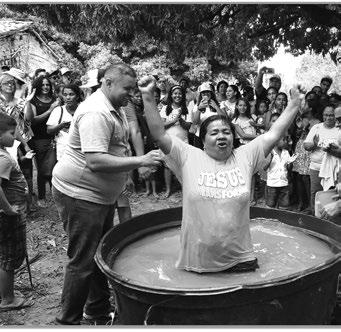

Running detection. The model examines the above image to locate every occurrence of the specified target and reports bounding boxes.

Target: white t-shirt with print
[266,149,291,187]
[47,106,73,160]
[164,135,266,273]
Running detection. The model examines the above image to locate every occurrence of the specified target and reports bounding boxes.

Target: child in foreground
[0,112,33,311]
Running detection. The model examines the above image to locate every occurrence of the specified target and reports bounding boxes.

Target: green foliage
[78,42,122,71]
[296,52,338,91]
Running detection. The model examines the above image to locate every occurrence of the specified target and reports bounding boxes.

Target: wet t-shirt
[164,136,266,273]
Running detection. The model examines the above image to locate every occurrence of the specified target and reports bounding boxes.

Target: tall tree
[7,4,341,67]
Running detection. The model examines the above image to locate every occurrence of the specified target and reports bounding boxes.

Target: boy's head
[0,113,17,147]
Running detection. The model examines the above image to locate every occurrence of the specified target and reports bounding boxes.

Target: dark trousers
[309,169,323,215]
[52,186,115,325]
[31,138,53,199]
[296,173,311,210]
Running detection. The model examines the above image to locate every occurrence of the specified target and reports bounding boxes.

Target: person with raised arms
[138,76,304,274]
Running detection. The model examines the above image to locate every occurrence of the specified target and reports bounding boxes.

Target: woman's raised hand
[138,76,156,94]
[25,88,36,102]
[290,85,306,101]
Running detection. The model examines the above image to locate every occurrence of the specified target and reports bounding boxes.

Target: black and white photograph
[0,2,340,327]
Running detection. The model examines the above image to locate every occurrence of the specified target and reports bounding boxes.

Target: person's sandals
[0,296,34,312]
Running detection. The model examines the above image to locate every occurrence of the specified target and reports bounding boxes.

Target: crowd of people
[0,61,340,324]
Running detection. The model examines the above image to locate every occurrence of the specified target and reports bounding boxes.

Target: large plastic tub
[95,207,341,325]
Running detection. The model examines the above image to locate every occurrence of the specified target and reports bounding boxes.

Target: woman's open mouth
[217,141,227,148]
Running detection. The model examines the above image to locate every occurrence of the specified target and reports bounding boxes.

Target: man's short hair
[104,63,136,82]
[0,112,17,133]
[321,76,333,85]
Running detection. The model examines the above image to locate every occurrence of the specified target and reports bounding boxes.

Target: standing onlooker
[220,85,240,119]
[52,63,161,325]
[160,85,190,197]
[0,113,33,312]
[24,76,59,208]
[265,136,294,209]
[191,82,223,149]
[320,76,333,96]
[157,77,168,105]
[232,98,257,145]
[266,86,278,112]
[292,111,311,213]
[60,68,72,86]
[255,66,281,102]
[265,92,288,129]
[232,98,258,204]
[253,100,268,135]
[216,80,228,104]
[179,76,196,107]
[304,105,339,214]
[46,84,82,161]
[0,73,35,211]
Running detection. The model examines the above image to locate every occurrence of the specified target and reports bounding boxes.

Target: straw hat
[80,69,100,89]
[6,67,26,84]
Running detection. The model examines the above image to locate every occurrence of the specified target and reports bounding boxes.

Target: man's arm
[85,151,161,173]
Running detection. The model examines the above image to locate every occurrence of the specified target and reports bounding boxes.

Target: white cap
[198,82,212,94]
[80,69,100,89]
[60,67,71,76]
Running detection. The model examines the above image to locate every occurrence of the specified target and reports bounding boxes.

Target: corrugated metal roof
[0,20,33,38]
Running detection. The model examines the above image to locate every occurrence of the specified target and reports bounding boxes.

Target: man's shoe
[82,311,117,325]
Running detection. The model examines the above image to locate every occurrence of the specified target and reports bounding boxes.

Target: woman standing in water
[139,76,304,273]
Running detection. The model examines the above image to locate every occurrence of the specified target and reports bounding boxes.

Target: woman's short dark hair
[31,76,54,98]
[61,84,83,103]
[199,115,239,148]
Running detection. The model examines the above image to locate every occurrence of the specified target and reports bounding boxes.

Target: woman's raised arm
[261,85,304,156]
[138,76,173,154]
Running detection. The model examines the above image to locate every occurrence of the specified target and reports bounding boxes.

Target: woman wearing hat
[191,82,224,149]
[160,85,191,197]
[5,68,29,100]
[139,76,304,273]
[0,72,35,211]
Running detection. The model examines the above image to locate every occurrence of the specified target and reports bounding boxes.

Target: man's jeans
[52,186,115,325]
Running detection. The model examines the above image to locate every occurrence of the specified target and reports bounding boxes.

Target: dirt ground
[0,182,184,326]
